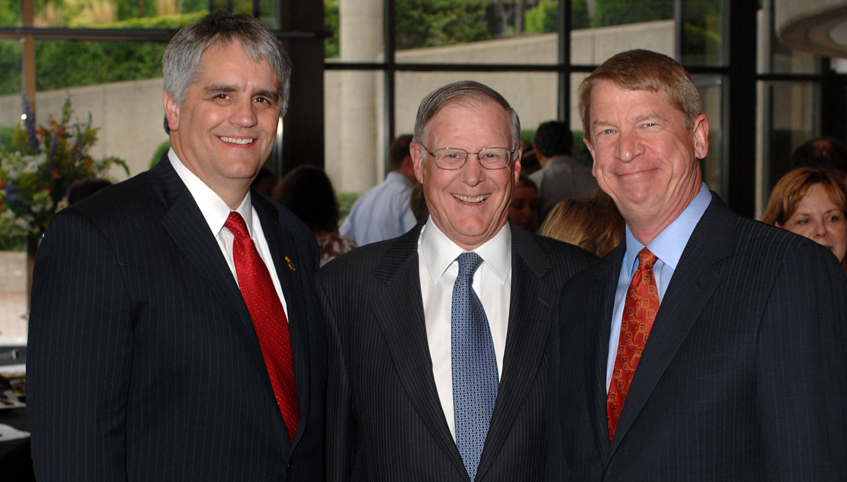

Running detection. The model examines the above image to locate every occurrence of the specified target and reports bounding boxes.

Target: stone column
[338,0,383,193]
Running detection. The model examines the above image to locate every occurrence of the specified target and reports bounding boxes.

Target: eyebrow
[204,85,280,103]
[633,113,668,124]
[590,112,669,130]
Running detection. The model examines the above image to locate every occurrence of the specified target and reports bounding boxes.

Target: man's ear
[692,113,709,159]
[411,142,425,184]
[585,136,597,177]
[163,91,180,132]
[513,148,522,183]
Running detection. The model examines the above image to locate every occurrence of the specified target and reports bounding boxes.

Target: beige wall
[0,78,168,182]
[0,252,25,293]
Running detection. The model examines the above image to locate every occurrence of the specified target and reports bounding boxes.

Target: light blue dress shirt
[339,171,418,246]
[605,184,712,389]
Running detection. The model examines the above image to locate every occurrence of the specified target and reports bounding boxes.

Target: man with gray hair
[28,10,326,481]
[317,80,595,480]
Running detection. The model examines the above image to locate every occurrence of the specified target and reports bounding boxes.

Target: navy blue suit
[550,197,847,481]
[28,155,326,481]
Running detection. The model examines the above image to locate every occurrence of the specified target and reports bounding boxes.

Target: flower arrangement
[0,94,128,241]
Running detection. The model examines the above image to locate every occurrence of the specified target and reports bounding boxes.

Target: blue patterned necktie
[452,252,499,481]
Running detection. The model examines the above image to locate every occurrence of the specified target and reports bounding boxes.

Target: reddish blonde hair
[578,49,701,140]
[539,189,625,257]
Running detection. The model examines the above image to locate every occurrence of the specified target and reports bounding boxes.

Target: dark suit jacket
[27,156,326,481]
[551,196,847,481]
[315,222,597,481]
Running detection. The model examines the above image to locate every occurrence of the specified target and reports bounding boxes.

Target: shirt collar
[168,148,253,237]
[419,218,512,284]
[623,183,712,276]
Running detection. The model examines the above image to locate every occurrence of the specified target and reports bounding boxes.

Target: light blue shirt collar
[622,183,712,278]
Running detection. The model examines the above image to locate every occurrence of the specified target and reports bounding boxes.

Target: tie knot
[637,247,658,270]
[225,211,250,240]
[457,252,484,278]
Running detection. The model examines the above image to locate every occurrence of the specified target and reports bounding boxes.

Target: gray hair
[162,10,292,133]
[412,81,521,152]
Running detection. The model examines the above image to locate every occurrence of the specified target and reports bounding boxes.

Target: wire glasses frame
[420,143,517,170]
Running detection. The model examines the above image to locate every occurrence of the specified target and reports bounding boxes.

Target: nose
[812,219,829,238]
[460,152,485,186]
[230,98,258,128]
[615,130,644,162]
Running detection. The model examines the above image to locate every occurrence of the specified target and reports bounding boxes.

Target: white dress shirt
[168,149,289,316]
[605,184,712,389]
[418,219,512,440]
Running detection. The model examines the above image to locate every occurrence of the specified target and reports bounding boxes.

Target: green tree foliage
[524,0,589,34]
[325,0,339,58]
[592,0,673,27]
[0,42,22,95]
[0,11,205,95]
[396,0,490,50]
[324,0,490,56]
[0,0,20,26]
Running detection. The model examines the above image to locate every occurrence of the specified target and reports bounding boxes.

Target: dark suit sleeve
[315,275,357,481]
[28,210,133,482]
[758,242,847,480]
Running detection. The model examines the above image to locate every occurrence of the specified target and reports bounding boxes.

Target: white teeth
[453,193,487,203]
[220,136,254,145]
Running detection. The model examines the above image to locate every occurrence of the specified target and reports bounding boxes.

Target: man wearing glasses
[316,81,595,481]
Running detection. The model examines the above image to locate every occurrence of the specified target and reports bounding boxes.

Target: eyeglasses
[420,143,516,170]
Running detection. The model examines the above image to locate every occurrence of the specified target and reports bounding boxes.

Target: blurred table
[0,346,34,481]
[0,407,34,481]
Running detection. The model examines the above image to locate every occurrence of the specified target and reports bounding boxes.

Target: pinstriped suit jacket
[27,156,326,481]
[550,196,847,481]
[316,222,597,481]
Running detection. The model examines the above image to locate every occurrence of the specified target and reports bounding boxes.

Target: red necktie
[225,211,300,441]
[607,248,659,442]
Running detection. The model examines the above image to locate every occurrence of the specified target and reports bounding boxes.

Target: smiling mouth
[220,136,254,145]
[453,193,488,203]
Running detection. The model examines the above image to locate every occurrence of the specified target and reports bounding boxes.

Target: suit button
[286,462,292,472]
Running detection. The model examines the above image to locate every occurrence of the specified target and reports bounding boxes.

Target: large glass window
[0,39,24,346]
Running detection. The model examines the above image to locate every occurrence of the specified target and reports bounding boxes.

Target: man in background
[529,120,597,219]
[28,11,325,481]
[552,49,847,480]
[340,134,418,245]
[318,80,595,481]
[791,135,847,176]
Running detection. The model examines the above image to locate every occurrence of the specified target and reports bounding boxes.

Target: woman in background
[539,189,624,257]
[273,165,356,266]
[763,166,847,273]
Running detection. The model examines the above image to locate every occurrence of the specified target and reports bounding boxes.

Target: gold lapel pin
[285,256,296,271]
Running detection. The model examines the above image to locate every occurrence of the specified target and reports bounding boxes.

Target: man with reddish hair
[551,49,847,480]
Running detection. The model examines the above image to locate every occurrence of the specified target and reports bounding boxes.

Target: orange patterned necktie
[225,211,301,441]
[607,247,659,442]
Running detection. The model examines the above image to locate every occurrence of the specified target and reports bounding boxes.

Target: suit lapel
[370,226,468,477]
[474,226,555,479]
[607,198,733,457]
[589,246,623,461]
[253,194,311,450]
[154,159,263,366]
